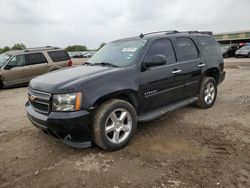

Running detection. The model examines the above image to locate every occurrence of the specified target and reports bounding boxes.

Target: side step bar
[137,97,198,122]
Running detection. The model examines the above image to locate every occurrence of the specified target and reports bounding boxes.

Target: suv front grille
[28,88,51,114]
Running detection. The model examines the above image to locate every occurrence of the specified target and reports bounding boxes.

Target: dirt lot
[0,58,250,188]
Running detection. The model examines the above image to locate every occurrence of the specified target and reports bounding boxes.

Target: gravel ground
[0,58,250,188]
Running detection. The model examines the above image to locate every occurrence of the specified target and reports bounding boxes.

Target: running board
[137,97,198,122]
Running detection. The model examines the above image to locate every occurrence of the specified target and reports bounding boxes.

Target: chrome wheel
[105,108,132,144]
[204,82,215,105]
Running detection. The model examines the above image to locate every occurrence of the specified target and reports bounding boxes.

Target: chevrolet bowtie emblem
[29,95,37,102]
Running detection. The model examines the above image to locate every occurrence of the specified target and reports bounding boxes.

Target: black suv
[26,31,225,151]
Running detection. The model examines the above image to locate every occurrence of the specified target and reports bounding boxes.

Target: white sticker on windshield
[122,48,137,52]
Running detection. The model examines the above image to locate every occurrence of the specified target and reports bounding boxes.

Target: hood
[29,65,121,93]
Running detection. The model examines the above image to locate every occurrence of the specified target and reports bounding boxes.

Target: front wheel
[92,99,137,151]
[196,77,217,109]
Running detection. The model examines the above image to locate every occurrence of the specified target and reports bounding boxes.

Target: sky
[0,0,250,49]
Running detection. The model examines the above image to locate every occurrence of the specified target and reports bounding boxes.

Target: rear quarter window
[48,50,70,62]
[197,36,221,56]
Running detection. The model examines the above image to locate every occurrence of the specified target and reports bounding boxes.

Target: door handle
[172,69,182,74]
[198,63,206,67]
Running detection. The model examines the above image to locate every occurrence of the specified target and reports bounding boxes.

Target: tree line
[0,42,106,54]
[0,43,26,53]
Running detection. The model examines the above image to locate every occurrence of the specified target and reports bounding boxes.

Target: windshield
[88,40,146,67]
[0,53,11,68]
[240,46,250,50]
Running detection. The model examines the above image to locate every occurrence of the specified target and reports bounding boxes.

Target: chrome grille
[28,88,51,114]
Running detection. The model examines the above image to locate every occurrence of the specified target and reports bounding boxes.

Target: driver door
[140,38,185,112]
[2,55,29,86]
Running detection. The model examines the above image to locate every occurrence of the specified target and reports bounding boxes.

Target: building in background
[213,30,250,44]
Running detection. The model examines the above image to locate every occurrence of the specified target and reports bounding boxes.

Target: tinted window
[176,37,199,61]
[197,36,221,56]
[48,50,70,62]
[7,55,27,68]
[146,38,176,64]
[28,53,47,65]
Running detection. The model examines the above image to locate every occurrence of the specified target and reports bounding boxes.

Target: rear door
[174,37,203,97]
[26,53,49,79]
[2,55,29,86]
[140,38,185,112]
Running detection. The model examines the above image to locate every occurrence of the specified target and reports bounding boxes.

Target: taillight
[239,43,245,47]
[68,60,73,66]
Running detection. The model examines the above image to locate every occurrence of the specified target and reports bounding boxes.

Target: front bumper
[218,71,226,85]
[25,101,93,148]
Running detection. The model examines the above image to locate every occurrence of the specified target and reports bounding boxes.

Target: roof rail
[139,30,213,38]
[24,46,60,52]
[139,30,178,38]
[182,31,213,35]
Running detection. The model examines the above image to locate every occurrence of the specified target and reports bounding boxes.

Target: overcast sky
[0,0,249,49]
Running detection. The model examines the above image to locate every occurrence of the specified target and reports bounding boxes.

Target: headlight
[52,92,82,112]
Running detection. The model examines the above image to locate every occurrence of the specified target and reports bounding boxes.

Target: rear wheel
[196,77,217,109]
[92,99,137,151]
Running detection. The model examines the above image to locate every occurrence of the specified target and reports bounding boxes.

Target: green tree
[98,42,106,50]
[0,46,10,53]
[11,43,26,50]
[65,45,87,52]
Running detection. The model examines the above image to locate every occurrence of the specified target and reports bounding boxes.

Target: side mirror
[4,64,13,70]
[143,55,167,68]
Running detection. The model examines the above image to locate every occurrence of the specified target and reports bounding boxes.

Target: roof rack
[139,30,178,38]
[24,46,60,52]
[182,31,213,35]
[139,30,213,38]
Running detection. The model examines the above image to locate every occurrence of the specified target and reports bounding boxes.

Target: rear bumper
[25,101,93,148]
[218,71,226,85]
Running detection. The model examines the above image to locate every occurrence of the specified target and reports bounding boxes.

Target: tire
[196,77,217,109]
[0,79,3,89]
[92,99,137,151]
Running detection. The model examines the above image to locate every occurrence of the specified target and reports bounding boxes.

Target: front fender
[80,67,140,109]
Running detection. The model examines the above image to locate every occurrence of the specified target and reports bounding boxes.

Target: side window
[28,53,47,65]
[146,39,176,64]
[8,55,27,68]
[176,37,199,61]
[197,36,221,56]
[48,51,70,62]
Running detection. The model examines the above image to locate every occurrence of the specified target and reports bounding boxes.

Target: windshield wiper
[93,62,119,67]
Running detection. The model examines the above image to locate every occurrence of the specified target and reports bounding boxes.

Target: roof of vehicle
[113,30,214,43]
[5,46,63,56]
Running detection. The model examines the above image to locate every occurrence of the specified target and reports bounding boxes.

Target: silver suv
[0,46,72,88]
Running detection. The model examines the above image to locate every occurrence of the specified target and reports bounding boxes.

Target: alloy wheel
[105,108,132,144]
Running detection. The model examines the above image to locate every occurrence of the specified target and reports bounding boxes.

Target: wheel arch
[204,67,219,84]
[0,73,3,88]
[93,90,140,113]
